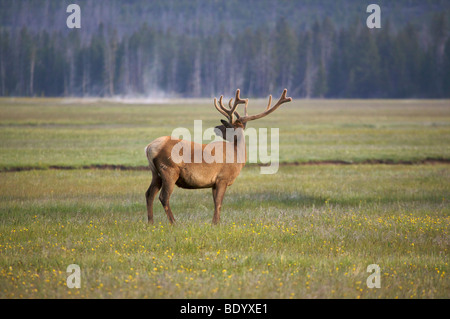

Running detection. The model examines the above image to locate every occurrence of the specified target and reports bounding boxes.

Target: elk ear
[214,125,225,138]
[221,119,233,128]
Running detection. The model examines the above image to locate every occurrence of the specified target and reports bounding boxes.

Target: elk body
[145,89,292,224]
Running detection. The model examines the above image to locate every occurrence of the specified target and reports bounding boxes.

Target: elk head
[213,89,247,142]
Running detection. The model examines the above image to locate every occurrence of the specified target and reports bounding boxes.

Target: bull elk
[145,89,292,224]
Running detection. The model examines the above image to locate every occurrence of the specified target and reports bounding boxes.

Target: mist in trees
[0,4,449,98]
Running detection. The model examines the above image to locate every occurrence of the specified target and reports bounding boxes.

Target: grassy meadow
[0,97,449,298]
[0,98,449,169]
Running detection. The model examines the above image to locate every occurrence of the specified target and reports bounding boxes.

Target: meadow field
[0,97,449,298]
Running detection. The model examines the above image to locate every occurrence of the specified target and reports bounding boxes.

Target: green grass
[0,165,449,298]
[0,98,449,299]
[0,98,449,169]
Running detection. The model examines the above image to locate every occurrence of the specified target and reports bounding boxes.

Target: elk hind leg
[145,174,162,224]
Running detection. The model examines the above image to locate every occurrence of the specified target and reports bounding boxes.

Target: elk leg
[145,174,162,224]
[159,179,176,224]
[212,181,227,225]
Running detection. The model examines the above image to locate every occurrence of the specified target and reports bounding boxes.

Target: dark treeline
[0,14,449,98]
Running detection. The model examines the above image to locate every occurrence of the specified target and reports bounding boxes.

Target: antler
[238,89,292,123]
[214,89,248,123]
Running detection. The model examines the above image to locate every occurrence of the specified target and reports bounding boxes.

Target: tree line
[0,13,449,98]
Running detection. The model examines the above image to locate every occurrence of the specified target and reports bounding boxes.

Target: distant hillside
[0,0,449,98]
[1,0,449,39]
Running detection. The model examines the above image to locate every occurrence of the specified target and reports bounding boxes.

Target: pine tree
[272,17,298,93]
[0,29,10,96]
[443,38,450,97]
[314,61,327,98]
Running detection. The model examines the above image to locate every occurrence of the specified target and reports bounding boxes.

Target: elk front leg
[145,175,162,224]
[212,181,227,225]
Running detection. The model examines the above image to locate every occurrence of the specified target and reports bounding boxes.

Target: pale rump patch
[145,136,171,174]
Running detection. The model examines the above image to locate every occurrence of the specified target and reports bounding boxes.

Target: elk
[144,89,292,224]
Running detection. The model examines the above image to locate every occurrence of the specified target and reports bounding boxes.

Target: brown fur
[145,89,292,224]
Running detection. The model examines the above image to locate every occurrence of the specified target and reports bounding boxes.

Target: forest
[0,0,449,98]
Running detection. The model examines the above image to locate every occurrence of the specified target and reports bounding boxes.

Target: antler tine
[266,95,272,111]
[229,89,247,115]
[239,89,292,123]
[233,98,248,119]
[228,98,240,120]
[214,95,230,120]
[214,89,247,123]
